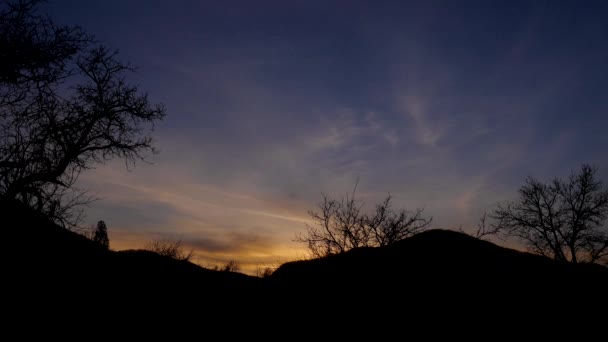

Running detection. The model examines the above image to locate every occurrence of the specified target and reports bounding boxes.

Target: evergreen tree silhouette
[93,221,110,250]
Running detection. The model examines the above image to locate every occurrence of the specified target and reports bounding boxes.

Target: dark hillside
[2,198,261,312]
[3,198,607,325]
[270,229,608,308]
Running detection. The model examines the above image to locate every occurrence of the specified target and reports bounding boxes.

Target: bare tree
[472,213,501,240]
[221,260,240,273]
[492,164,608,264]
[0,1,165,229]
[207,260,241,272]
[296,182,431,258]
[0,0,90,106]
[144,240,194,262]
[255,266,274,278]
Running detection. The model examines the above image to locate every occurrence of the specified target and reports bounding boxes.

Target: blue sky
[45,0,608,273]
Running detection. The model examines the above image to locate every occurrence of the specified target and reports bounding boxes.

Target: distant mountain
[4,197,607,326]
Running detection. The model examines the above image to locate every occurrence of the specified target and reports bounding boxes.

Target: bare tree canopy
[144,239,194,262]
[0,1,165,228]
[492,164,608,264]
[296,183,432,258]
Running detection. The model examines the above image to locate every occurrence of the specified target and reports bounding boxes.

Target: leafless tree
[295,182,432,258]
[492,164,608,264]
[207,260,241,272]
[255,266,274,278]
[473,213,501,240]
[0,0,90,106]
[0,1,165,229]
[221,260,240,273]
[144,240,194,262]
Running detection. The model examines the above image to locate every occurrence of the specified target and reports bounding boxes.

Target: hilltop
[3,198,607,323]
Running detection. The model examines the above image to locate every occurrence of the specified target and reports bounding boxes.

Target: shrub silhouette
[145,239,194,262]
[296,181,431,258]
[221,260,240,272]
[206,260,242,272]
[255,266,274,278]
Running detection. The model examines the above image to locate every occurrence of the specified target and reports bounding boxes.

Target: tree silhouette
[0,1,165,229]
[296,182,432,258]
[145,239,194,262]
[492,164,608,264]
[255,266,274,278]
[208,260,242,272]
[92,220,109,250]
[221,260,240,272]
[470,213,501,240]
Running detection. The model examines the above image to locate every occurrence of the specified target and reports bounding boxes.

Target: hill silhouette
[4,197,607,327]
[271,229,607,306]
[3,198,260,316]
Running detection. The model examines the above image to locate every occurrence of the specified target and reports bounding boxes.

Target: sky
[43,0,608,274]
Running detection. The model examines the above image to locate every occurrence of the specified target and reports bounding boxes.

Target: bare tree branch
[491,164,608,264]
[144,240,194,262]
[0,1,165,228]
[295,182,432,258]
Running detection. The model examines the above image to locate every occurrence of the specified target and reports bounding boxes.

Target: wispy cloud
[399,94,443,147]
[56,0,608,274]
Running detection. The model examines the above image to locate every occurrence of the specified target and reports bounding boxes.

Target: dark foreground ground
[3,198,607,333]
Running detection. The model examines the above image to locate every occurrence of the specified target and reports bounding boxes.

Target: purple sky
[45,0,608,273]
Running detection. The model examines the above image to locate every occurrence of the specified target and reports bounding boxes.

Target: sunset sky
[45,0,608,274]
